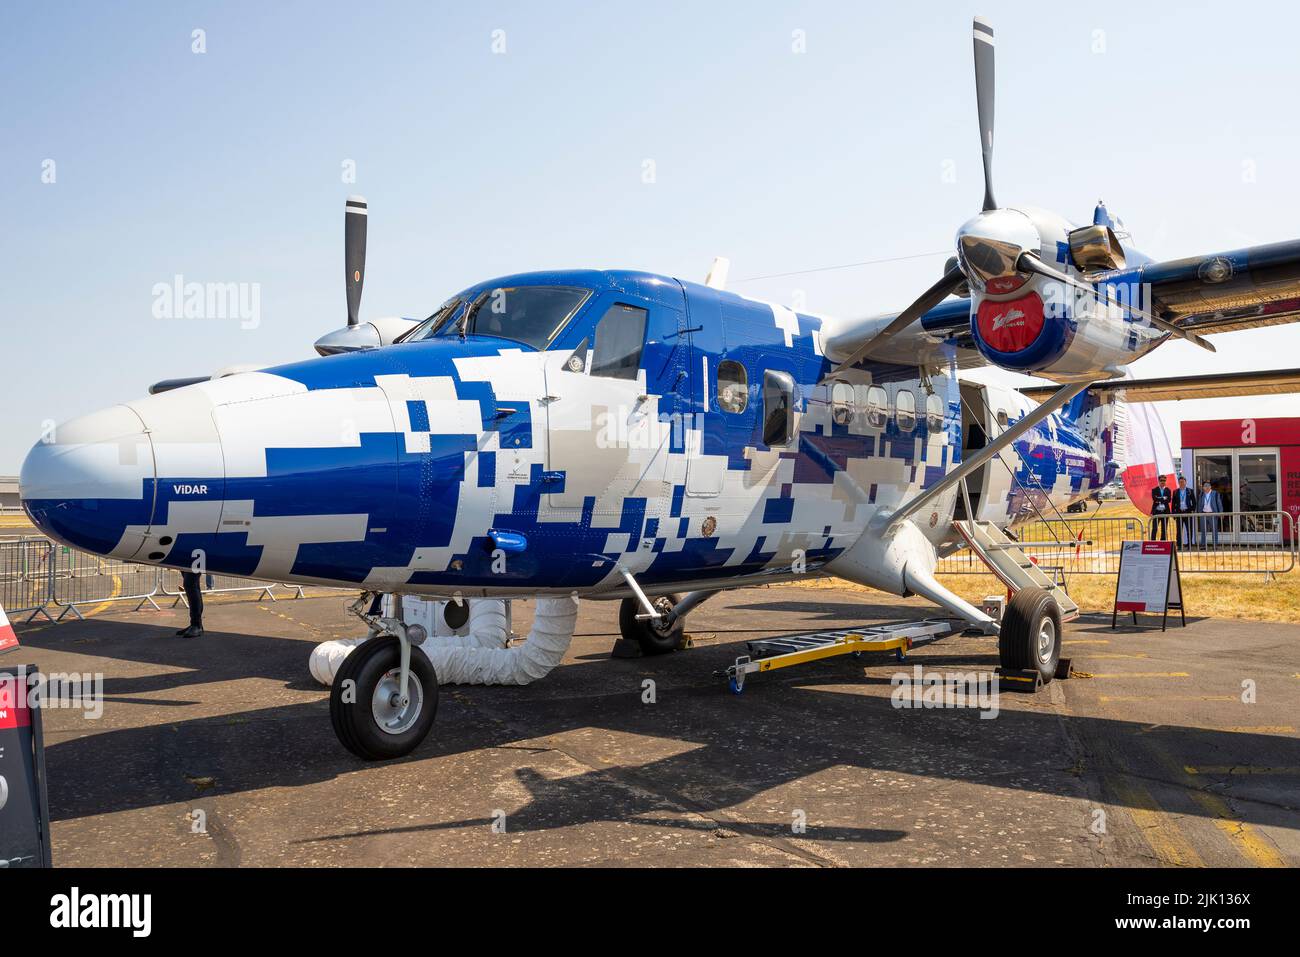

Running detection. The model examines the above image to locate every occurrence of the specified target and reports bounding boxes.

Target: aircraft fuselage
[20,268,1116,598]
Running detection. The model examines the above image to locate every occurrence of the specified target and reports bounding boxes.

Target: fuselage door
[542,284,689,563]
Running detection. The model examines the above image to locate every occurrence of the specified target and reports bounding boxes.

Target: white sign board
[1115,541,1180,614]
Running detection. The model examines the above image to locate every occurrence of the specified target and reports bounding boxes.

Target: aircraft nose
[19,405,156,559]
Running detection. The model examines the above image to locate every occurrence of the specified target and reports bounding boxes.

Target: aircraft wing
[822,298,989,370]
[1020,367,1300,403]
[1094,238,1300,337]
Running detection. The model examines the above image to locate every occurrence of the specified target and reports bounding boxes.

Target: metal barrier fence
[0,538,56,622]
[938,511,1297,576]
[938,516,1148,577]
[1159,510,1296,575]
[156,567,304,607]
[50,543,164,620]
[3,512,1297,623]
[1,536,320,622]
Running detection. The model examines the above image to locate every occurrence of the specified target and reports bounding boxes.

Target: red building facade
[1179,417,1299,545]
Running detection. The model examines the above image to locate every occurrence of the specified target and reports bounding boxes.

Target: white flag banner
[1121,401,1177,515]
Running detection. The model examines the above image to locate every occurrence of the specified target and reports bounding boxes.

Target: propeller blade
[833,266,966,372]
[1017,253,1217,353]
[345,195,368,327]
[972,17,997,212]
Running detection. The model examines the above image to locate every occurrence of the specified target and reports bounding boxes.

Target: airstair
[718,619,962,694]
[953,518,1080,622]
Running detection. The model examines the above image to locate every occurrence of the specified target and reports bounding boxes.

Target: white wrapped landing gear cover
[309,597,578,687]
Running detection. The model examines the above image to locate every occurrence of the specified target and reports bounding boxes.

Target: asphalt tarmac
[11,584,1298,867]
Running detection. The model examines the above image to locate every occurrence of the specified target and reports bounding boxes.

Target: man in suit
[1150,474,1172,541]
[1198,480,1224,549]
[1172,475,1196,547]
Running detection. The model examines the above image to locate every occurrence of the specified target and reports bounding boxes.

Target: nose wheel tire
[998,586,1062,683]
[618,594,684,656]
[329,635,438,760]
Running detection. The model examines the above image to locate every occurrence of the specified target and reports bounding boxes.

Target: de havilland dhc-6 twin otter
[19,19,1300,758]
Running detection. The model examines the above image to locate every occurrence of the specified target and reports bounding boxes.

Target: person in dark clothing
[177,570,204,638]
[1172,475,1196,547]
[1150,474,1171,541]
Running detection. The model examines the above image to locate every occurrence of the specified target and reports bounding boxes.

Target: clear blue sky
[4,0,1299,471]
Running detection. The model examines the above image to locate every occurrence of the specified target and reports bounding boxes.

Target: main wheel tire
[329,635,438,760]
[999,586,1062,683]
[618,594,683,655]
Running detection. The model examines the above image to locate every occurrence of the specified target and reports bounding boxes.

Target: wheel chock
[610,637,643,659]
[1055,657,1073,680]
[996,667,1042,693]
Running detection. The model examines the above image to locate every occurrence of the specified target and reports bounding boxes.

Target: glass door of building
[1237,450,1281,543]
[1192,448,1280,545]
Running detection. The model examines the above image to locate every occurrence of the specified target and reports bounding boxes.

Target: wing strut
[883,379,1093,531]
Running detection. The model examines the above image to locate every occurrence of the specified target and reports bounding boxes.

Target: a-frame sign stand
[1112,540,1186,632]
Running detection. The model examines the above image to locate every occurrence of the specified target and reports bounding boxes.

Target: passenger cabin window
[430,285,589,350]
[896,390,917,432]
[830,382,854,426]
[926,393,945,433]
[589,303,647,379]
[717,360,748,413]
[762,370,796,447]
[865,386,889,429]
[996,408,1009,430]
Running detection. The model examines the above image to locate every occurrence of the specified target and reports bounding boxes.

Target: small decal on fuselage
[172,484,208,495]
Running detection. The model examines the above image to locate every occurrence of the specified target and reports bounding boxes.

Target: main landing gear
[618,593,684,655]
[997,585,1062,684]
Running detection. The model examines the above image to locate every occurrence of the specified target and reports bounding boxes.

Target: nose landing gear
[330,591,439,761]
[330,635,439,760]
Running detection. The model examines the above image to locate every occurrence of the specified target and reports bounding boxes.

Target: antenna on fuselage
[704,256,731,290]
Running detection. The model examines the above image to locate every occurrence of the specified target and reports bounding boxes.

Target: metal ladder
[953,518,1080,622]
[719,619,961,694]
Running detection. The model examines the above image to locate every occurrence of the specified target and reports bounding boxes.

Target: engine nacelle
[970,277,1158,380]
[967,207,1159,381]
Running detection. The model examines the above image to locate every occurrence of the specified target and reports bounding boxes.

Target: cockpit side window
[589,303,647,379]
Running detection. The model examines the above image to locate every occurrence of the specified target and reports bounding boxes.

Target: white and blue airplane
[20,19,1300,758]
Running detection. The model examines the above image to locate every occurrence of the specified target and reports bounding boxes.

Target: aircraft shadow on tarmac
[17,614,1300,845]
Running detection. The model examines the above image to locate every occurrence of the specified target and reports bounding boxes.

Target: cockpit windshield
[399,285,590,351]
[397,298,464,344]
